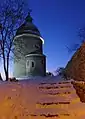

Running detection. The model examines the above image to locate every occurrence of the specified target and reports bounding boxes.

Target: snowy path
[0,78,85,119]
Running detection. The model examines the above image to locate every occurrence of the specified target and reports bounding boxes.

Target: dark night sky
[27,0,85,72]
[1,0,85,77]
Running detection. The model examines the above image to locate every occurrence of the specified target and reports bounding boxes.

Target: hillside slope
[65,42,85,81]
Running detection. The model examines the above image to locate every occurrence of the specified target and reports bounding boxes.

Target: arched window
[32,61,34,67]
[42,60,44,64]
[35,44,40,49]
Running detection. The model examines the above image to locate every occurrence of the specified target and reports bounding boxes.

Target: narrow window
[42,60,44,64]
[32,62,34,67]
[35,44,40,49]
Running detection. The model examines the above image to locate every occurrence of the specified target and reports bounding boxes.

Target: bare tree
[66,27,85,54]
[0,0,26,81]
[46,72,54,76]
[55,67,65,76]
[0,73,3,81]
[55,67,70,80]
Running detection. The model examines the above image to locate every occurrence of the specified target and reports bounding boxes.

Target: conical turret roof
[16,12,41,36]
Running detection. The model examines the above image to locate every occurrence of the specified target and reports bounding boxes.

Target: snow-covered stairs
[0,79,85,119]
[28,80,85,119]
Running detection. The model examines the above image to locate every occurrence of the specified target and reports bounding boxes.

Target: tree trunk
[3,66,8,81]
[6,56,9,81]
[3,54,9,81]
[5,71,9,81]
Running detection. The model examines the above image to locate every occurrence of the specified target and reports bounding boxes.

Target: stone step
[46,91,71,95]
[38,92,79,100]
[29,113,71,119]
[38,85,72,90]
[39,82,72,86]
[36,101,70,110]
[38,88,76,94]
[29,108,72,118]
[38,81,72,85]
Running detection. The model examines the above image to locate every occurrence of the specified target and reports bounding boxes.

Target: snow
[0,77,84,119]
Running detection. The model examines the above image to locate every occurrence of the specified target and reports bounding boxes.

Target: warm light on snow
[0,79,84,118]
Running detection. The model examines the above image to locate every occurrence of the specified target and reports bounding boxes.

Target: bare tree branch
[0,0,27,81]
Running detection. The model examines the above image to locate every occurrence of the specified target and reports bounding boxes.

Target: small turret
[25,11,33,23]
[16,11,41,36]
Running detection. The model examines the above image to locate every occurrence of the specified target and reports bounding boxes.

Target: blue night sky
[27,0,85,72]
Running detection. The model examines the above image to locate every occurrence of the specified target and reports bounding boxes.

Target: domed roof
[16,12,41,36]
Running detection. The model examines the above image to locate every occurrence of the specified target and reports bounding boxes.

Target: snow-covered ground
[17,75,64,83]
[0,76,84,119]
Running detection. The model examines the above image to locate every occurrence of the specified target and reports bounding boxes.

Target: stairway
[28,80,85,119]
[0,79,85,119]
